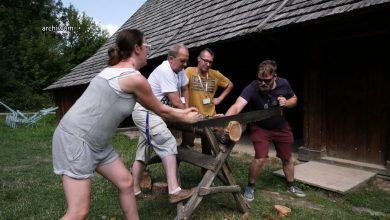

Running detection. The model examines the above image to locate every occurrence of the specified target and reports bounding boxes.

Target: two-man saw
[194,107,281,129]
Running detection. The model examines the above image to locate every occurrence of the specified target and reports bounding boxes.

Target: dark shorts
[249,122,293,160]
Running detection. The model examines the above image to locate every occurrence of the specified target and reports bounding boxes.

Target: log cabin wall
[300,10,390,166]
[204,8,390,167]
[322,38,389,165]
[53,85,86,122]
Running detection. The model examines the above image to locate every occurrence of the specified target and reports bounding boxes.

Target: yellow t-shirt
[185,67,230,117]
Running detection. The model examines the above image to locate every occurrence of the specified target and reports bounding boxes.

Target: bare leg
[61,176,91,220]
[282,156,294,182]
[248,158,266,184]
[161,154,180,193]
[97,158,139,220]
[132,160,145,194]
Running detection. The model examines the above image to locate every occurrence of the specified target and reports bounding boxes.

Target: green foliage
[59,5,109,66]
[0,0,108,110]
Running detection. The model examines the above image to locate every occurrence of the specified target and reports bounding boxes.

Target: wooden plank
[198,185,240,196]
[274,161,376,194]
[177,147,219,172]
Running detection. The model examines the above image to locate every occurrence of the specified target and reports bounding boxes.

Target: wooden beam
[204,128,222,153]
[176,202,185,220]
[198,185,241,196]
[221,163,250,213]
[176,147,219,172]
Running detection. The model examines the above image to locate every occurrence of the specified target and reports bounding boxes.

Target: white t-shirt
[148,61,188,106]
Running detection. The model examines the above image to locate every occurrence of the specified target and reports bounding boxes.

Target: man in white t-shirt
[131,44,195,203]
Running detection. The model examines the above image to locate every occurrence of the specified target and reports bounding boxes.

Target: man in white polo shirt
[131,43,195,203]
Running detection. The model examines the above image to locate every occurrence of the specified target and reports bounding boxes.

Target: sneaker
[243,186,255,202]
[287,185,306,197]
[169,187,196,203]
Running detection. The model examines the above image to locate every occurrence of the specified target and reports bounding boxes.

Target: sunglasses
[257,76,274,84]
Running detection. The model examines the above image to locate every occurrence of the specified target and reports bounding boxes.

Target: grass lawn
[1,115,390,219]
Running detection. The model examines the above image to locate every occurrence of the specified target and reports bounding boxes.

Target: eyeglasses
[257,76,274,84]
[143,43,152,51]
[200,57,213,65]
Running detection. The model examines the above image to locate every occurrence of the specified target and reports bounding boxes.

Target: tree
[0,0,109,110]
[0,0,66,109]
[58,4,109,66]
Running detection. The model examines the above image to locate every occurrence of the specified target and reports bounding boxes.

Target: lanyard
[176,74,182,97]
[197,73,210,98]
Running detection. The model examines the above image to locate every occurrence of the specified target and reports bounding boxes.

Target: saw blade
[195,107,281,128]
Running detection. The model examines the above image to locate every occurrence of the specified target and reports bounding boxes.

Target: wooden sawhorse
[155,108,280,219]
[170,123,249,219]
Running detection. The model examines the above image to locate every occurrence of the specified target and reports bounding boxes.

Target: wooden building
[46,0,390,174]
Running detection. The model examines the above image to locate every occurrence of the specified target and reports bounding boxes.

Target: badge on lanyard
[202,98,211,105]
[198,73,210,105]
[180,97,186,104]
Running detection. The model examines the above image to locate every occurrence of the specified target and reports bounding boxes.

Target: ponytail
[108,44,121,66]
[107,29,144,66]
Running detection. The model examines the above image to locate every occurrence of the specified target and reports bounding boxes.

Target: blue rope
[146,111,151,146]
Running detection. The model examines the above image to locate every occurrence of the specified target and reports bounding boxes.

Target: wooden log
[198,185,241,196]
[152,182,168,196]
[224,121,242,142]
[274,205,291,217]
[140,171,152,190]
[214,121,242,145]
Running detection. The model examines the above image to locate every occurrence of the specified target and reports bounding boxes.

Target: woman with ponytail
[52,29,201,220]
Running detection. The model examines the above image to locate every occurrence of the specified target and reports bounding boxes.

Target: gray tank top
[60,73,138,149]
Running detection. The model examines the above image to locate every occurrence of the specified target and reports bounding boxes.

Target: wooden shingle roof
[46,0,390,90]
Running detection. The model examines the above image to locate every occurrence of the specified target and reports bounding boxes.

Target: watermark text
[42,25,74,32]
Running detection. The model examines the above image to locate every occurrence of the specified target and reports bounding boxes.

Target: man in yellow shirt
[182,48,233,155]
